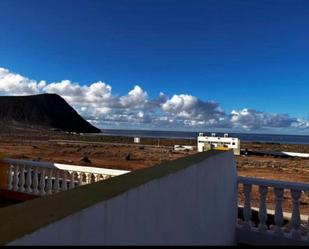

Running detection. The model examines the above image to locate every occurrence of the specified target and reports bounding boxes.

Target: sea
[100,129,309,145]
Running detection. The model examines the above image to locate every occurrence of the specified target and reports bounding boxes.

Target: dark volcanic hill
[0,93,101,133]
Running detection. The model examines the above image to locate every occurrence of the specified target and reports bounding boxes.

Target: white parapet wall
[4,151,237,246]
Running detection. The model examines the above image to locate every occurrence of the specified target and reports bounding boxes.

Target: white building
[197,133,240,155]
[134,137,141,144]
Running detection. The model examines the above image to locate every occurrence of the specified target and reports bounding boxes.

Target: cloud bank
[0,67,307,132]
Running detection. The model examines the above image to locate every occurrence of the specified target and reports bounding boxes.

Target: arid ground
[1,127,309,215]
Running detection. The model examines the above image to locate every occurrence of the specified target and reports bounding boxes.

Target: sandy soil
[0,131,196,171]
[1,128,309,214]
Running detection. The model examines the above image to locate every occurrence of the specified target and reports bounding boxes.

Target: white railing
[1,158,130,196]
[237,176,309,245]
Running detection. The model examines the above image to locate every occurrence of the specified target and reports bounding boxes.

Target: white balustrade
[3,157,309,245]
[32,168,39,195]
[19,165,26,193]
[238,176,309,243]
[13,164,19,192]
[0,158,130,197]
[39,169,46,196]
[26,166,32,194]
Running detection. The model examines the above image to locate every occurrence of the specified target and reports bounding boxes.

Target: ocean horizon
[99,129,309,145]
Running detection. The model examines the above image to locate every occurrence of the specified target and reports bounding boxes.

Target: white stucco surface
[9,151,237,245]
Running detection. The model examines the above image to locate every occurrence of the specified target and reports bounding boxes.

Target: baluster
[25,166,32,194]
[54,170,60,193]
[46,169,53,195]
[7,165,13,190]
[61,171,67,191]
[13,164,19,191]
[77,172,83,186]
[39,168,46,196]
[290,189,302,239]
[86,173,91,184]
[90,173,94,183]
[32,167,39,195]
[291,189,302,240]
[274,187,284,236]
[258,185,268,232]
[69,172,75,189]
[96,174,101,182]
[243,184,252,229]
[18,165,26,192]
[92,174,98,183]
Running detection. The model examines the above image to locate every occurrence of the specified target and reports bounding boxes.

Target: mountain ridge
[0,93,101,133]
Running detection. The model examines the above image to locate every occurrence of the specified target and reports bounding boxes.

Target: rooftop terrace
[0,150,309,245]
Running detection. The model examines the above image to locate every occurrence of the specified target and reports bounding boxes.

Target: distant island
[0,93,101,133]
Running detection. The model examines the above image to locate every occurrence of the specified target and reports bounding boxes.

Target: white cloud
[119,85,148,109]
[230,108,297,129]
[0,68,44,95]
[44,80,84,102]
[0,67,308,131]
[43,80,113,104]
[162,94,226,126]
[292,118,309,129]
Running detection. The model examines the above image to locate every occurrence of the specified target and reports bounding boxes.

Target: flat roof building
[197,133,240,155]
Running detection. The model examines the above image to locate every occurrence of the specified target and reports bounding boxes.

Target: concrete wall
[9,151,237,245]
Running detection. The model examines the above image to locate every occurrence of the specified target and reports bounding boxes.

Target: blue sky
[0,0,309,133]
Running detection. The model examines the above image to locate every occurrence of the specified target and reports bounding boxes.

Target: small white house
[134,137,141,144]
[197,133,240,155]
